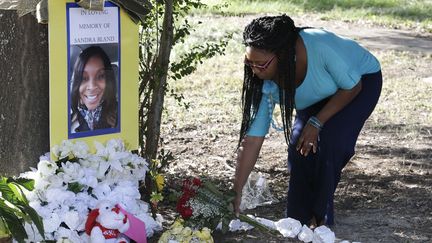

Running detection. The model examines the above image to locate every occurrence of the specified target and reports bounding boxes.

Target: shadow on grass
[360,123,432,168]
[335,168,432,242]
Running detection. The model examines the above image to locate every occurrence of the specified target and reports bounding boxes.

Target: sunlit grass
[196,0,432,32]
[163,15,432,141]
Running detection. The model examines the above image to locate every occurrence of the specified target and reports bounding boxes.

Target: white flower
[78,168,98,188]
[63,210,81,230]
[105,138,126,152]
[21,139,157,241]
[275,217,302,238]
[39,152,51,162]
[23,222,44,242]
[75,192,95,212]
[52,140,74,158]
[33,173,51,190]
[37,160,58,177]
[298,224,314,242]
[60,161,84,183]
[19,168,37,180]
[43,212,62,233]
[71,141,89,158]
[94,159,111,178]
[112,181,140,199]
[56,226,84,243]
[45,187,75,205]
[46,174,65,188]
[93,182,112,199]
[28,202,51,219]
[56,238,73,243]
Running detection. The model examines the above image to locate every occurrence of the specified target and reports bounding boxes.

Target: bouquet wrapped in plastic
[175,177,278,234]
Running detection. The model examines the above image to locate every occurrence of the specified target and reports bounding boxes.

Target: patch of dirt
[154,16,432,243]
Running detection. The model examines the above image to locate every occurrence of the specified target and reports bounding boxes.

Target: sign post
[49,0,138,150]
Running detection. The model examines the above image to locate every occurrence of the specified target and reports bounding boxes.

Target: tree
[0,10,49,176]
[139,0,230,160]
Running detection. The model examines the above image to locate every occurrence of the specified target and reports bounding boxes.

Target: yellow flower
[180,235,193,243]
[171,218,184,228]
[193,227,214,242]
[155,174,165,191]
[171,225,183,235]
[180,226,193,237]
[157,231,172,243]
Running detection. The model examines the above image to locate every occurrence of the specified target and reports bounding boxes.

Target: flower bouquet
[158,219,213,243]
[175,177,279,234]
[19,139,162,242]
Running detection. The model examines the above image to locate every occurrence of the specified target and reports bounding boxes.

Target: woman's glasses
[244,55,276,71]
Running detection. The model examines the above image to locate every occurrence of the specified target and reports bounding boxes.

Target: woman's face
[79,56,106,111]
[245,46,278,80]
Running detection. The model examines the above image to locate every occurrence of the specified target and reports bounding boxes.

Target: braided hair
[238,15,300,147]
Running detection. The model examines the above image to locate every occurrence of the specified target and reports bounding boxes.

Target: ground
[154,14,432,243]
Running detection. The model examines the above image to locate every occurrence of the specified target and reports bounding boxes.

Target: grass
[163,14,432,141]
[195,0,432,32]
[158,7,432,243]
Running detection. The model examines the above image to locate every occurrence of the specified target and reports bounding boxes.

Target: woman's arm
[297,81,362,156]
[233,135,265,215]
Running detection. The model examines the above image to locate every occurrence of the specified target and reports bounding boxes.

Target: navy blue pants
[286,71,382,225]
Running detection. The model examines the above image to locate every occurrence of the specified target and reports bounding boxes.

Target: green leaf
[7,183,27,204]
[203,181,225,199]
[0,201,27,243]
[0,182,19,205]
[67,182,84,194]
[6,178,34,191]
[221,217,229,234]
[17,205,44,239]
[150,192,164,203]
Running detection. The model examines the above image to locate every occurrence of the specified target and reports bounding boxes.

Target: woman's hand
[296,123,320,156]
[233,136,264,216]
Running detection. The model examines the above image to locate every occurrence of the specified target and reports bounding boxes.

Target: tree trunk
[144,0,174,159]
[0,10,49,176]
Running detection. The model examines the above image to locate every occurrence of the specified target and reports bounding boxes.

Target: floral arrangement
[172,177,337,243]
[175,177,277,234]
[158,219,213,243]
[20,139,162,242]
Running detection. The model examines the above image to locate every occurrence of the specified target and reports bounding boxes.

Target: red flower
[182,208,193,218]
[192,177,202,187]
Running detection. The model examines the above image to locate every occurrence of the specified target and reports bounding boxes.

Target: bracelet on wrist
[307,116,323,131]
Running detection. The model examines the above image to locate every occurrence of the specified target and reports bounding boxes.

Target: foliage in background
[138,0,231,210]
[0,177,44,243]
[198,0,432,32]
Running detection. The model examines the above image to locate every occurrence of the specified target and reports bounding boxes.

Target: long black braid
[238,15,301,147]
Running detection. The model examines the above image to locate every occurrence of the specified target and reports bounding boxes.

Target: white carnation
[63,210,81,230]
[105,138,125,152]
[45,187,75,205]
[70,141,89,158]
[37,160,58,177]
[22,139,157,241]
[43,213,61,233]
[78,168,98,188]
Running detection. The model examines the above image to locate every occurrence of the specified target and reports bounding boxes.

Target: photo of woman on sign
[70,45,118,134]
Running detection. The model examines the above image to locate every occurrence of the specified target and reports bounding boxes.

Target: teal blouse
[247,28,381,137]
